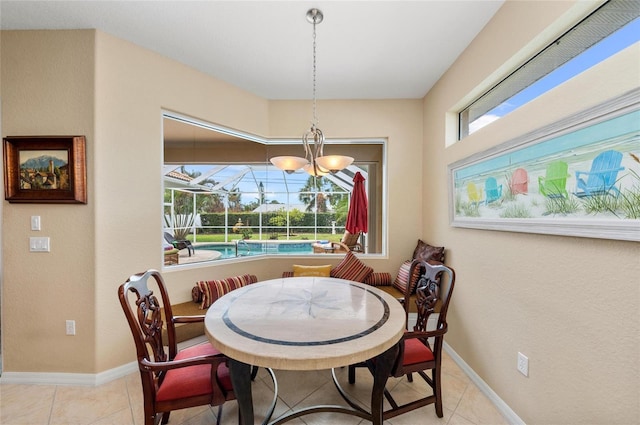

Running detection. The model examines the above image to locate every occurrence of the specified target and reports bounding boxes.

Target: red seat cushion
[156,343,232,402]
[402,338,435,366]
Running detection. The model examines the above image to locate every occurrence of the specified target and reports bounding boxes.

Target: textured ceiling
[1,0,504,100]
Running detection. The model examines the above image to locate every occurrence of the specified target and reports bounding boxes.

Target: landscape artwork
[3,135,87,203]
[19,149,70,190]
[449,91,640,242]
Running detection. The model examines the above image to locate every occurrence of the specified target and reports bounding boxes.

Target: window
[162,113,385,266]
[459,0,640,138]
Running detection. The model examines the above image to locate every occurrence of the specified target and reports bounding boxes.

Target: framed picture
[3,135,87,204]
[448,88,640,242]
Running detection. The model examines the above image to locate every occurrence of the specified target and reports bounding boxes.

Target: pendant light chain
[311,16,318,128]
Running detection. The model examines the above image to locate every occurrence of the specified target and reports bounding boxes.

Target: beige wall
[423,1,639,424]
[1,1,639,423]
[1,30,423,374]
[1,30,97,373]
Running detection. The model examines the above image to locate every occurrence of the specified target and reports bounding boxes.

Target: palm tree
[298,175,348,212]
[227,188,242,212]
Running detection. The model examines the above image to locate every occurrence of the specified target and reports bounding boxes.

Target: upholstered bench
[282,251,425,313]
[161,300,204,343]
[161,274,258,343]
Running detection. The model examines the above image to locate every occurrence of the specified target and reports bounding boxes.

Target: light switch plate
[31,215,41,231]
[29,237,50,252]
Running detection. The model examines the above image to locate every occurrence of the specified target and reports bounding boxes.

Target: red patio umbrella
[345,172,368,234]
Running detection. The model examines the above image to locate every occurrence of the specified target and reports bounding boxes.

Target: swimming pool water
[199,241,314,259]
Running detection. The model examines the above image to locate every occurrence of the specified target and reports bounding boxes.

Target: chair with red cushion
[348,260,456,420]
[119,269,274,425]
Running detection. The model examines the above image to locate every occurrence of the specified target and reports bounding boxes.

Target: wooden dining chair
[348,260,456,420]
[118,269,236,425]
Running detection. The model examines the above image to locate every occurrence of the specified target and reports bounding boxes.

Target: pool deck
[177,248,221,265]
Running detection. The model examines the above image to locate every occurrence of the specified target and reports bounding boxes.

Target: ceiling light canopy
[270,8,354,176]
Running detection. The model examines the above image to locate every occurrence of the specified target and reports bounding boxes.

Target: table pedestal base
[230,344,399,425]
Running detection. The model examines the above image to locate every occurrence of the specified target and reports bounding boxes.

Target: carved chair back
[118,270,179,396]
[394,260,456,377]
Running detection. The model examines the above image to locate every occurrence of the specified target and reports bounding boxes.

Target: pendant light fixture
[270,8,354,176]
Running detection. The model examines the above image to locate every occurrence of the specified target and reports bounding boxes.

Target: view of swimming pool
[198,241,314,259]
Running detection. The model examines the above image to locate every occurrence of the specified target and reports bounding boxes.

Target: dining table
[204,276,406,425]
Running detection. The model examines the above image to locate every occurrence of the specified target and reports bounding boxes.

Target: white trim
[444,342,525,425]
[0,361,138,387]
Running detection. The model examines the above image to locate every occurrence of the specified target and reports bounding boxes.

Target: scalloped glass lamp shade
[315,155,354,173]
[270,156,309,174]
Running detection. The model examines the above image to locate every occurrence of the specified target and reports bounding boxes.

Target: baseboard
[0,336,207,386]
[444,342,525,425]
[0,361,138,386]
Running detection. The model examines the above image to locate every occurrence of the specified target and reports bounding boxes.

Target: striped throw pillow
[392,260,422,295]
[364,272,392,286]
[197,274,257,309]
[330,251,373,283]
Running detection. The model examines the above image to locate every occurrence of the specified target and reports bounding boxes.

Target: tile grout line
[47,385,58,425]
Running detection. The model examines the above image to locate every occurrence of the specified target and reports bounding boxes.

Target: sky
[469,16,640,134]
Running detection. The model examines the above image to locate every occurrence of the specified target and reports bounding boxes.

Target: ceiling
[1,0,504,100]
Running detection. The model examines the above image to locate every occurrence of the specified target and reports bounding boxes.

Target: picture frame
[3,135,87,204]
[448,88,640,242]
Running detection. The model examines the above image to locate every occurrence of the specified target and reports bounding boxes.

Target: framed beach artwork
[3,135,87,204]
[448,88,640,242]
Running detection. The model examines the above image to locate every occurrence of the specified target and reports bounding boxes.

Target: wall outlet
[517,352,529,377]
[66,320,76,336]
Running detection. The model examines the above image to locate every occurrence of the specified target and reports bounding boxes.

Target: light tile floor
[0,341,508,425]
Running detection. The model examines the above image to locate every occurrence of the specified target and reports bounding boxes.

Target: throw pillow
[412,239,445,263]
[293,264,332,277]
[330,251,373,283]
[364,272,392,286]
[392,260,423,295]
[197,274,258,309]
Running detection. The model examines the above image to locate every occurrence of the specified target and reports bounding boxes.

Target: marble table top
[205,277,406,370]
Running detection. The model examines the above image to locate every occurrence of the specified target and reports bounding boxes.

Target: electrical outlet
[66,320,76,336]
[517,352,529,376]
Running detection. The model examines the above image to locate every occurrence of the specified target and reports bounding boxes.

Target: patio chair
[164,232,194,256]
[466,182,483,205]
[509,168,528,195]
[574,150,624,197]
[328,230,363,253]
[348,260,456,419]
[538,161,570,198]
[484,177,502,204]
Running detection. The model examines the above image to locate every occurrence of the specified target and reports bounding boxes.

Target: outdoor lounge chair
[466,182,483,205]
[509,168,528,195]
[164,232,194,256]
[538,161,570,198]
[574,150,624,197]
[484,177,503,204]
[312,231,363,254]
[340,230,363,252]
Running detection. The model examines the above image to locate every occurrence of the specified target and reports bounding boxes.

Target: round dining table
[204,276,406,425]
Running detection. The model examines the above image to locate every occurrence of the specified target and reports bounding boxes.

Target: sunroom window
[459,0,640,139]
[162,113,385,266]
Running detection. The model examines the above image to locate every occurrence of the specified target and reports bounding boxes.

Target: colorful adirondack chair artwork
[574,150,625,197]
[509,168,528,195]
[485,177,503,204]
[467,182,483,205]
[538,161,570,198]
